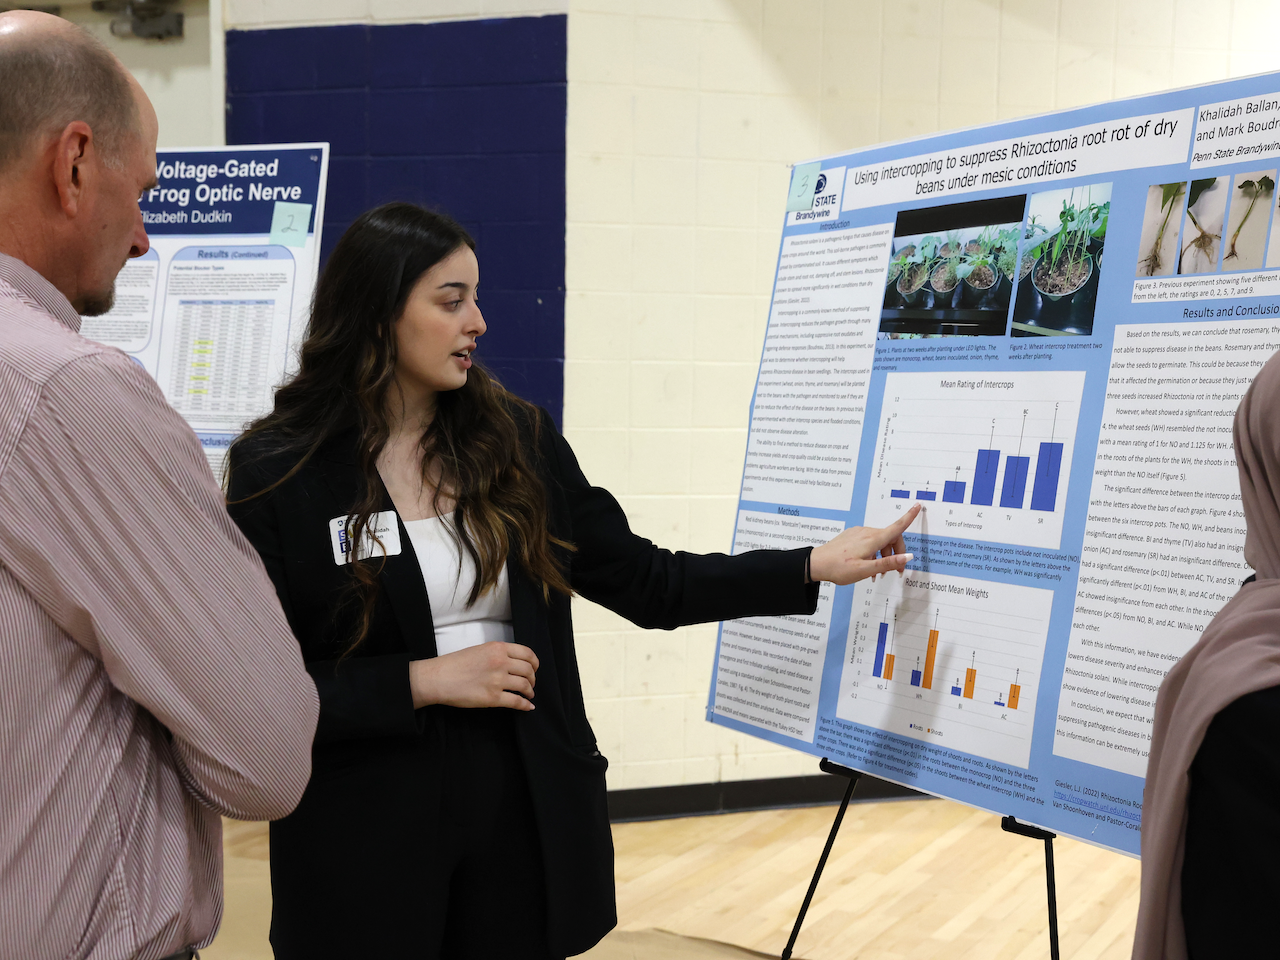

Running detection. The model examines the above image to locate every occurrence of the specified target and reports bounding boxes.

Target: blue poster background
[709,72,1280,856]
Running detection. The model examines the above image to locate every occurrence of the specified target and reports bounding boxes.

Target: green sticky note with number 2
[269,201,312,248]
[785,162,822,212]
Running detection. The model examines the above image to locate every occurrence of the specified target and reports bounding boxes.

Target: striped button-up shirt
[0,254,319,959]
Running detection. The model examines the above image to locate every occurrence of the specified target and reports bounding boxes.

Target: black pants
[1181,684,1280,959]
[269,708,555,959]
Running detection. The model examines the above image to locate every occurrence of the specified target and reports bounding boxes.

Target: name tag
[329,511,402,565]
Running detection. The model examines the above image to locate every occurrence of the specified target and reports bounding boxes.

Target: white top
[402,515,515,656]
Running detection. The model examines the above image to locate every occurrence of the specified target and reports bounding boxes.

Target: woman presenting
[227,202,920,959]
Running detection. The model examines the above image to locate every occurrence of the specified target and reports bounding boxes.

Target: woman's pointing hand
[808,503,922,585]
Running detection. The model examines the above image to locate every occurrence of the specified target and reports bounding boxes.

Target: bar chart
[865,371,1086,550]
[837,570,1054,768]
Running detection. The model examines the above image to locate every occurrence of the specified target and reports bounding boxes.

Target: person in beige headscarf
[1132,350,1280,960]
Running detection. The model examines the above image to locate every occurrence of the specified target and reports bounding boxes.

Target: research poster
[708,73,1280,855]
[82,143,329,474]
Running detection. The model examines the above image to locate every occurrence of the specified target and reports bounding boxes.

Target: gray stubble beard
[79,284,115,317]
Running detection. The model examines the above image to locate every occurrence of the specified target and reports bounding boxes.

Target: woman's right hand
[809,503,921,585]
[409,642,539,711]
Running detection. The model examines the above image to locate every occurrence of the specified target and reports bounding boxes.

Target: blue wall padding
[225,16,567,424]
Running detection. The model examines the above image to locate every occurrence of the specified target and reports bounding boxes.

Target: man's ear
[51,121,94,219]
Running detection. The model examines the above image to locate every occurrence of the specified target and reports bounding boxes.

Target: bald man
[0,14,318,960]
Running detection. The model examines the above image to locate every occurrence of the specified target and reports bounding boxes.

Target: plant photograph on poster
[1178,177,1226,274]
[1137,181,1186,277]
[1010,182,1111,338]
[1221,170,1275,270]
[879,195,1025,338]
[1264,185,1280,269]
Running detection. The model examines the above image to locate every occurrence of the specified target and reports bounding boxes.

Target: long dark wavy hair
[229,202,573,653]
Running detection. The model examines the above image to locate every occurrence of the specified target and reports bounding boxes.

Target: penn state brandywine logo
[814,173,827,194]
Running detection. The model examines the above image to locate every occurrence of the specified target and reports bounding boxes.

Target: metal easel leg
[1001,816,1061,960]
[780,759,862,960]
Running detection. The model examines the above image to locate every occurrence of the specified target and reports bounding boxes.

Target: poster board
[83,143,329,474]
[707,74,1280,855]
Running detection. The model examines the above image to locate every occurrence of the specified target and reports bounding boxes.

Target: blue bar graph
[951,685,962,696]
[872,622,888,677]
[910,670,922,687]
[887,441,1064,516]
[999,456,1031,508]
[1030,442,1064,511]
[971,449,1000,505]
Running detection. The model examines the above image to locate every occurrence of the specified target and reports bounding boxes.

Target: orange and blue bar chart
[840,570,1054,768]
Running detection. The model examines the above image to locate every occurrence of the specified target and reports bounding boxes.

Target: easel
[1000,816,1061,960]
[781,760,1061,960]
[780,759,861,960]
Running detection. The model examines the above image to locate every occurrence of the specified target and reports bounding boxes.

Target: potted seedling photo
[877,198,1025,338]
[1137,182,1185,277]
[894,244,930,306]
[996,225,1017,249]
[1222,171,1275,270]
[929,256,961,306]
[1011,182,1112,337]
[886,244,913,290]
[938,230,963,258]
[996,224,1030,301]
[966,225,999,258]
[957,245,999,308]
[924,235,961,307]
[883,241,925,307]
[1032,189,1104,303]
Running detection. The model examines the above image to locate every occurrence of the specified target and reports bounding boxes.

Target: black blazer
[227,405,820,957]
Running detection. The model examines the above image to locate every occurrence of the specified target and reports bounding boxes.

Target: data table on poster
[864,371,1086,550]
[166,299,275,422]
[154,244,298,441]
[837,570,1054,769]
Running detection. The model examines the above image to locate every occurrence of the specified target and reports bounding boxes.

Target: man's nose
[129,206,150,259]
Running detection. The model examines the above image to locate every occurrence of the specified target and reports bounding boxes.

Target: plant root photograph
[1265,185,1280,268]
[1010,182,1111,338]
[1136,182,1186,278]
[1221,170,1275,271]
[1177,177,1226,274]
[879,195,1026,338]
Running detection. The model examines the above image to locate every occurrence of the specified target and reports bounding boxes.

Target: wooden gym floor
[206,798,1141,960]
